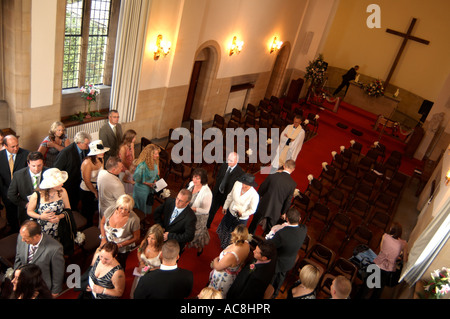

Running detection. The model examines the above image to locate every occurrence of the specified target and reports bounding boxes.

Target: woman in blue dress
[132,144,160,215]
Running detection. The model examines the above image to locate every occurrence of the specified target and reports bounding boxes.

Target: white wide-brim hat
[87,139,110,156]
[39,168,69,189]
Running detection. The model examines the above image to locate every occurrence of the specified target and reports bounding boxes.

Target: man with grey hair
[54,131,91,210]
[97,156,125,220]
[99,110,123,164]
[206,151,244,229]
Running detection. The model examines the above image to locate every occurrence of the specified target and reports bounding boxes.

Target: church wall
[321,0,450,102]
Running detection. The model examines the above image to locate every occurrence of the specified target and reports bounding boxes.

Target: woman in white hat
[80,140,109,227]
[26,168,71,239]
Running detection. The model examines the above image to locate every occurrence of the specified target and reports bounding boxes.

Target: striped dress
[88,256,123,299]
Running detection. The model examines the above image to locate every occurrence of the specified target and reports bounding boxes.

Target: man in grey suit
[0,135,30,233]
[14,220,65,297]
[99,110,123,164]
[8,151,47,226]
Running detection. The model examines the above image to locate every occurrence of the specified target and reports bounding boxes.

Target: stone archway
[265,42,291,99]
[184,40,221,122]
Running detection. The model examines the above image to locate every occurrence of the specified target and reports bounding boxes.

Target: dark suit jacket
[133,267,193,299]
[53,142,83,206]
[227,257,277,299]
[269,224,307,273]
[7,166,48,224]
[212,163,244,204]
[99,122,123,160]
[342,67,357,82]
[154,197,197,251]
[14,233,65,294]
[256,171,297,226]
[0,148,29,200]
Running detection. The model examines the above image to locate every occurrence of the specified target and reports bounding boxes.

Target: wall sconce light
[229,36,244,56]
[153,34,171,60]
[270,37,283,53]
[446,170,450,186]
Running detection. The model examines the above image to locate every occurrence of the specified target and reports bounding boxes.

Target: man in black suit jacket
[8,152,47,226]
[53,131,91,210]
[134,239,193,299]
[99,110,123,165]
[0,135,30,233]
[268,207,307,298]
[154,189,197,252]
[14,220,65,297]
[333,65,359,96]
[207,151,244,228]
[227,240,277,299]
[248,159,297,235]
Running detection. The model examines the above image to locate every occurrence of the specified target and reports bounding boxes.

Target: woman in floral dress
[208,224,250,297]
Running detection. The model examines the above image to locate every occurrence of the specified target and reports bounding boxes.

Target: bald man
[0,135,30,233]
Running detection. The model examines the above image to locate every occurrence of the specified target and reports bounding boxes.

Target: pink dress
[374,234,405,272]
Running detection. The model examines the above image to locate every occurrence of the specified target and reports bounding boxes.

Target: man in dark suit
[333,65,359,96]
[248,159,297,235]
[14,220,65,297]
[53,131,91,210]
[133,239,193,299]
[227,240,277,299]
[8,151,47,226]
[0,135,30,233]
[154,189,197,252]
[268,207,307,298]
[206,151,244,229]
[99,110,123,164]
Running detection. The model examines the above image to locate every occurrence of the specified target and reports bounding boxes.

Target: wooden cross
[384,18,430,88]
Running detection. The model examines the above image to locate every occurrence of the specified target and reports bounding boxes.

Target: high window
[63,0,116,89]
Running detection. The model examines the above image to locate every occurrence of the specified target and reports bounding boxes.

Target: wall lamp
[153,34,171,60]
[270,37,283,53]
[229,36,244,56]
[446,170,450,186]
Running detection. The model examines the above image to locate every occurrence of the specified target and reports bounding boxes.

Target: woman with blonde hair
[99,194,141,269]
[132,144,160,215]
[38,121,70,167]
[208,224,251,297]
[287,264,321,299]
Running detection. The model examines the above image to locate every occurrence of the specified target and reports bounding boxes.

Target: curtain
[399,197,450,286]
[110,0,151,123]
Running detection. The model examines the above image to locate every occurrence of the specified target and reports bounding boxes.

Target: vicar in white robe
[276,115,305,167]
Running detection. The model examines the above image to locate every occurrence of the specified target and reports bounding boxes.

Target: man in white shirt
[97,156,125,219]
[99,110,123,164]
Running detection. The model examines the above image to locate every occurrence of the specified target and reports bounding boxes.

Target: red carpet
[58,98,423,300]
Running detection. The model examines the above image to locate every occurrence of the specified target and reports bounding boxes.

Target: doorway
[183,61,203,122]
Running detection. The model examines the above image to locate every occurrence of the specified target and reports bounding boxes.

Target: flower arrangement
[305,54,328,86]
[364,79,384,97]
[80,84,101,116]
[423,267,450,299]
[74,231,86,245]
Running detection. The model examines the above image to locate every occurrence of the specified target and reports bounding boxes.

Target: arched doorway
[183,41,221,123]
[265,43,291,99]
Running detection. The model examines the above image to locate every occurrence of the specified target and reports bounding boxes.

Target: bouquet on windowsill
[363,79,384,97]
[80,84,101,116]
[422,267,450,299]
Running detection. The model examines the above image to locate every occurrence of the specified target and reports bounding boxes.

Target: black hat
[238,173,258,188]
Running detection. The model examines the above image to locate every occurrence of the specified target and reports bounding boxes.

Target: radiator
[66,119,107,141]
